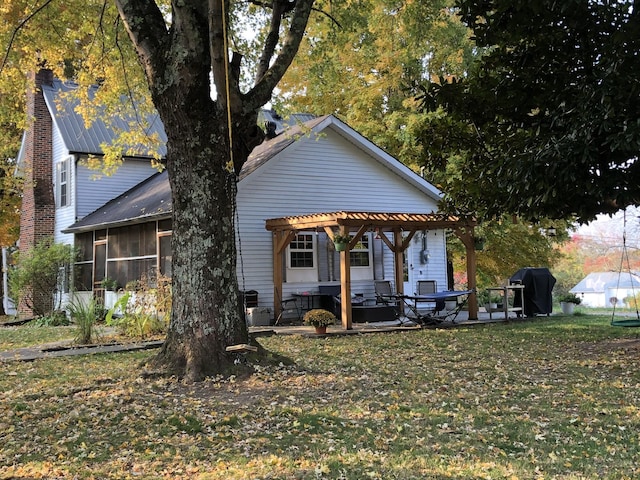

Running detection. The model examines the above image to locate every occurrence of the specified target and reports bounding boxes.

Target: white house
[15,69,479,324]
[570,271,640,307]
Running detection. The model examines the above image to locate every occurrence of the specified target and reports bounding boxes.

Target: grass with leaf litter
[1,315,639,479]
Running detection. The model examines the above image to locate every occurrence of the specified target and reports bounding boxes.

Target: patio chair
[416,280,445,314]
[274,291,300,325]
[375,280,397,305]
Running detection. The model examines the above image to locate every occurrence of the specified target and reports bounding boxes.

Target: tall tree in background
[420,0,640,223]
[275,0,476,162]
[1,0,315,380]
[276,0,565,284]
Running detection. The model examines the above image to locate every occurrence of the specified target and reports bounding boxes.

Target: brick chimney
[18,68,56,316]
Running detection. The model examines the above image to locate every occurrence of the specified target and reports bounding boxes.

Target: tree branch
[244,0,315,112]
[113,0,169,88]
[255,0,287,83]
[0,0,57,75]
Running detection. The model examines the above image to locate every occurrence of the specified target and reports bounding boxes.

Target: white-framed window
[349,233,374,281]
[56,156,72,208]
[286,232,317,282]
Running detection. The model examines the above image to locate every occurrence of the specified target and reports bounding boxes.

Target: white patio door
[403,242,416,295]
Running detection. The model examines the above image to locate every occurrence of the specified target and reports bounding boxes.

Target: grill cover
[509,268,556,316]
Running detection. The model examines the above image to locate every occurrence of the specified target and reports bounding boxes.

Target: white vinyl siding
[235,124,442,309]
[75,160,157,218]
[52,125,75,245]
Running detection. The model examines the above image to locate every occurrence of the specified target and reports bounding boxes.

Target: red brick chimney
[18,68,56,316]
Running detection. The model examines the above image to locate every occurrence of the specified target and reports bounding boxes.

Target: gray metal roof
[63,170,171,233]
[42,79,167,157]
[63,116,327,233]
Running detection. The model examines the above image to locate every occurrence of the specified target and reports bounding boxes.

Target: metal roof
[63,170,171,233]
[42,79,167,157]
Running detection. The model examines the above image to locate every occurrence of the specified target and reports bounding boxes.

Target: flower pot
[560,302,575,315]
[484,303,499,313]
[334,242,347,252]
[314,326,327,334]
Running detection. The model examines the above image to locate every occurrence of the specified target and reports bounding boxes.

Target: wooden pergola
[265,211,478,329]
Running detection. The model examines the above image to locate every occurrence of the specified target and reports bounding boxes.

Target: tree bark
[114,0,314,380]
[147,88,251,381]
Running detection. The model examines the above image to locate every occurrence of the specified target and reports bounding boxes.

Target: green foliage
[559,293,582,305]
[105,292,131,326]
[448,216,565,289]
[108,275,170,339]
[420,0,640,222]
[32,310,70,327]
[8,238,76,317]
[99,278,117,291]
[276,0,476,156]
[67,298,100,345]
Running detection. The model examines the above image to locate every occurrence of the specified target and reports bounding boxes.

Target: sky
[573,206,640,250]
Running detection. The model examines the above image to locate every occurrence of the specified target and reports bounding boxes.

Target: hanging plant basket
[333,233,350,252]
[334,242,347,252]
[474,236,485,251]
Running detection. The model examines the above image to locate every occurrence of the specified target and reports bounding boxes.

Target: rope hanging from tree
[219,0,247,310]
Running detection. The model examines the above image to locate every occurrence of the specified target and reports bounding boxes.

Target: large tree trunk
[114,0,310,381]
[147,86,252,382]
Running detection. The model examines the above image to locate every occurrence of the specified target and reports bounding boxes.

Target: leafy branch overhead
[419,0,640,223]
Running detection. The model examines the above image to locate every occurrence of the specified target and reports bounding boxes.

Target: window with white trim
[286,232,317,282]
[56,157,72,208]
[349,233,374,281]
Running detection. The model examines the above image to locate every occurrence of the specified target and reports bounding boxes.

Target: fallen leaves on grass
[0,317,639,479]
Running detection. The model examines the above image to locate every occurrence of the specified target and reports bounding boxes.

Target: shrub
[9,238,76,317]
[108,274,171,339]
[33,310,70,327]
[559,293,581,305]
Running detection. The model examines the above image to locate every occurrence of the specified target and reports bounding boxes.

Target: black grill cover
[509,268,556,316]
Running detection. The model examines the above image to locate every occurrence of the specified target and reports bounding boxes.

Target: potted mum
[559,293,581,315]
[303,308,336,334]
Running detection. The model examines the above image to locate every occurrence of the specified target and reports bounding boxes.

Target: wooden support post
[455,228,478,320]
[394,230,404,295]
[272,231,284,321]
[339,227,352,330]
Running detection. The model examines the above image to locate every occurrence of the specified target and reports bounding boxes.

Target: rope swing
[610,210,640,327]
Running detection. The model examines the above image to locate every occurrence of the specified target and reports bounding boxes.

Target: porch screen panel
[108,223,156,258]
[74,232,93,291]
[94,243,107,285]
[159,234,172,277]
[108,258,156,289]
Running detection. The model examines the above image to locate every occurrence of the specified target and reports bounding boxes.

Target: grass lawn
[1,315,639,479]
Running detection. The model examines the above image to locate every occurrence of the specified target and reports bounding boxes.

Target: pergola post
[456,228,479,320]
[339,227,353,330]
[272,230,295,321]
[393,230,405,295]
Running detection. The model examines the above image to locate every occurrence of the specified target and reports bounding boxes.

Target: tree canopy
[1,0,316,380]
[419,0,640,223]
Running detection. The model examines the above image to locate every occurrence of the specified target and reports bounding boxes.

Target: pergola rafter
[265,211,479,329]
